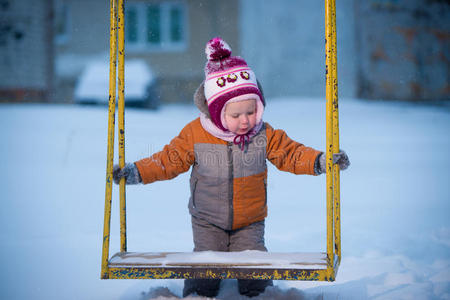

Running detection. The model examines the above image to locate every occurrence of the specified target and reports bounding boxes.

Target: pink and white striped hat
[203,37,264,132]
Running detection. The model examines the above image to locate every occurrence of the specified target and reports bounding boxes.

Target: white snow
[109,251,328,269]
[1,98,449,299]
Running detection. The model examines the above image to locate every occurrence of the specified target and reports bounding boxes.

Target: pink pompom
[205,37,232,61]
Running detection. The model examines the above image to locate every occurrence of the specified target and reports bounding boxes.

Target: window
[125,1,188,52]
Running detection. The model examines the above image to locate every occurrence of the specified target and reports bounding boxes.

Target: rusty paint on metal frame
[101,0,118,280]
[117,0,127,254]
[108,267,335,281]
[325,0,338,269]
[327,0,342,263]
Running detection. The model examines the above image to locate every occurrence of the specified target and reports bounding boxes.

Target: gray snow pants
[183,216,273,298]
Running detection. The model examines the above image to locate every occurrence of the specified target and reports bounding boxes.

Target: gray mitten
[316,150,350,174]
[113,163,142,185]
[333,150,350,170]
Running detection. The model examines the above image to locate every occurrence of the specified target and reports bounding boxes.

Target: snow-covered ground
[1,98,449,299]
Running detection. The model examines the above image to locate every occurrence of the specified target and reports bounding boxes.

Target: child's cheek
[224,116,230,128]
[229,119,240,133]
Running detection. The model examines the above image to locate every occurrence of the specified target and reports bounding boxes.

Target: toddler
[113,37,350,298]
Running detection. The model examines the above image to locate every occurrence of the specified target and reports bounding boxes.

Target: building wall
[240,0,357,100]
[55,0,240,104]
[143,0,240,103]
[355,0,450,101]
[241,0,449,102]
[56,0,109,55]
[0,0,53,102]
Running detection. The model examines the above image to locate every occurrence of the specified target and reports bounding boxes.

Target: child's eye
[231,114,239,118]
[247,111,255,115]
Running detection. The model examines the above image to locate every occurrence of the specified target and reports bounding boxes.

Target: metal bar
[330,1,341,261]
[108,266,336,281]
[101,0,118,279]
[331,253,340,281]
[117,0,127,253]
[324,0,336,269]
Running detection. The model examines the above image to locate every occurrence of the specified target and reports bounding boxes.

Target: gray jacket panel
[188,126,268,230]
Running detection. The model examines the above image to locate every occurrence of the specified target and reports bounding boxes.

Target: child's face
[224,99,257,135]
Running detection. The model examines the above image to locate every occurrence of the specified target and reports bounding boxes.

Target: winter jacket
[134,118,321,230]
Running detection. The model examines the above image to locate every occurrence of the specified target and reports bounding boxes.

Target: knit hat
[203,37,264,132]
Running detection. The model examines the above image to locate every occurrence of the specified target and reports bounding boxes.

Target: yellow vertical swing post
[101,0,118,279]
[117,0,127,253]
[325,0,341,274]
[331,2,341,262]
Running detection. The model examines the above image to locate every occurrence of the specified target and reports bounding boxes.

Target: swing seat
[107,251,339,280]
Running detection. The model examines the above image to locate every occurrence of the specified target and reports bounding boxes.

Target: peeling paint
[107,266,335,281]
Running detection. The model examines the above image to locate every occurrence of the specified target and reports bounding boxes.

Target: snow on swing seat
[109,250,328,269]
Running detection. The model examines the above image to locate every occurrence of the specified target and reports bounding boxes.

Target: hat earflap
[194,80,266,120]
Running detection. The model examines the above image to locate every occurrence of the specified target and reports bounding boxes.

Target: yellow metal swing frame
[101,0,341,281]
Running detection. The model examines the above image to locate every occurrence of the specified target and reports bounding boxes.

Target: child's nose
[240,115,249,124]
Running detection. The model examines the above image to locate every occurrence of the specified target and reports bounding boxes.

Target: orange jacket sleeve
[134,122,195,184]
[265,123,321,175]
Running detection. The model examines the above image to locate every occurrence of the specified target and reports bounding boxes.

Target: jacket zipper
[264,178,267,206]
[192,178,198,208]
[227,142,234,230]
